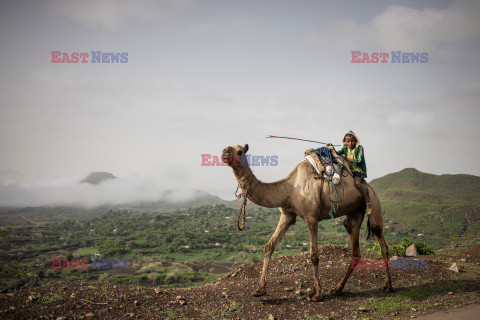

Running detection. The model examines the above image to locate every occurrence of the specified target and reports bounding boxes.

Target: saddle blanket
[305,155,342,184]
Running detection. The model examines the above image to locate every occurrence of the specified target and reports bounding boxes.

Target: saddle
[304,147,345,185]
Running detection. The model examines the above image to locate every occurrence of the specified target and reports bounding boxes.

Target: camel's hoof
[330,287,344,296]
[383,284,394,293]
[308,292,323,302]
[253,289,266,297]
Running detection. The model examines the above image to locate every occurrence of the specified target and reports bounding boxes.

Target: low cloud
[0,179,151,207]
[0,177,205,208]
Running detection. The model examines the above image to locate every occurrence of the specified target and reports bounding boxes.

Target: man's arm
[327,143,344,155]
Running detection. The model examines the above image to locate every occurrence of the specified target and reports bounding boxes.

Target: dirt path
[71,248,83,256]
[414,303,480,320]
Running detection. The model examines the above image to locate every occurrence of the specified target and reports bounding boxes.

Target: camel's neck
[232,165,289,208]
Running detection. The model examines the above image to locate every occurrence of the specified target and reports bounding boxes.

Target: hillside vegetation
[0,168,479,293]
[370,168,480,248]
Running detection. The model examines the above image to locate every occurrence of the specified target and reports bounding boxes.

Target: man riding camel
[327,130,372,215]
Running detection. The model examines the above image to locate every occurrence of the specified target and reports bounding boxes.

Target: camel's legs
[307,219,323,301]
[365,184,393,292]
[372,225,393,292]
[331,212,364,295]
[253,209,295,296]
[356,179,372,215]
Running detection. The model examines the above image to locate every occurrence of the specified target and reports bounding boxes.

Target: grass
[40,293,63,304]
[277,307,286,313]
[361,284,465,317]
[75,247,97,258]
[402,284,460,300]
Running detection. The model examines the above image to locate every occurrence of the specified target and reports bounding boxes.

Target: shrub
[415,241,435,255]
[368,237,434,257]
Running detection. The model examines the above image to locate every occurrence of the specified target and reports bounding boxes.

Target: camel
[221,144,392,301]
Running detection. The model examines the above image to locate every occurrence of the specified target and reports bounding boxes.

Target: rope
[234,169,260,231]
[236,191,247,231]
[314,147,346,220]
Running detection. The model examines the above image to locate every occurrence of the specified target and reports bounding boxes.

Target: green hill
[81,172,117,185]
[369,168,480,248]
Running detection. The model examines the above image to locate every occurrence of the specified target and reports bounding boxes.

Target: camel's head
[221,144,249,167]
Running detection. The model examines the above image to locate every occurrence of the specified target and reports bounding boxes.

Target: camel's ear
[243,144,249,154]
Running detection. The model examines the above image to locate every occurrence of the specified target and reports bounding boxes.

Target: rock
[127,313,135,317]
[56,317,66,320]
[85,313,94,317]
[179,299,187,305]
[268,315,276,320]
[405,244,419,257]
[154,288,162,294]
[295,290,301,295]
[284,287,293,292]
[448,263,459,272]
[358,306,367,312]
[221,291,228,298]
[306,288,312,293]
[28,295,36,301]
[448,291,454,295]
[134,300,139,306]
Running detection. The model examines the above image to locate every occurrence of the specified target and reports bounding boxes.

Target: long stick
[265,135,340,146]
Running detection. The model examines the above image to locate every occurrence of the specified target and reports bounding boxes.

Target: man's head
[343,133,357,150]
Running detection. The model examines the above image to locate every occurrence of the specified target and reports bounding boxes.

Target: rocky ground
[1,244,479,319]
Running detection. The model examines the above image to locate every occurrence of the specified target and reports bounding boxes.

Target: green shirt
[336,145,367,178]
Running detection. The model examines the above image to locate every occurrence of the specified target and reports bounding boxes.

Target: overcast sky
[0,0,479,206]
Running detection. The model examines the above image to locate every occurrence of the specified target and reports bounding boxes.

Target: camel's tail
[363,182,382,241]
[366,219,372,240]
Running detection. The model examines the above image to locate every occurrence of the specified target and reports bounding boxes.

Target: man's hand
[326,143,334,150]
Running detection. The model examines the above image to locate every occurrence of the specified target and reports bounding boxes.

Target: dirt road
[414,303,480,320]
